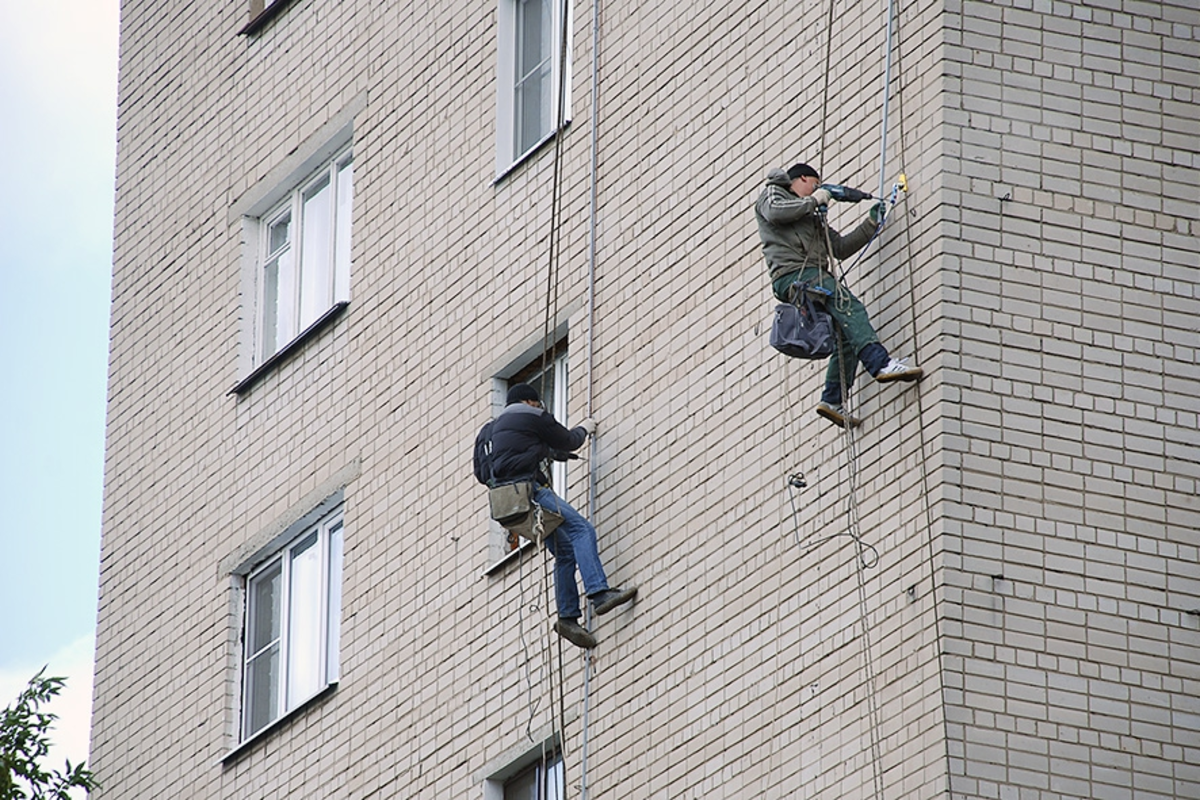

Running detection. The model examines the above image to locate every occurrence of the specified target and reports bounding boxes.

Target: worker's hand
[869,200,886,225]
[578,418,597,437]
[811,188,832,207]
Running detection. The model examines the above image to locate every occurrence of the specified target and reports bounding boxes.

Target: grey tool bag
[488,480,535,526]
[769,283,836,359]
[489,480,564,542]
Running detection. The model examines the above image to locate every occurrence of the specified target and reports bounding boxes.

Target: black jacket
[473,403,588,486]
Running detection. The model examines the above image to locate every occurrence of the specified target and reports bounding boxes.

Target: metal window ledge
[220,682,337,766]
[238,0,298,36]
[229,301,348,396]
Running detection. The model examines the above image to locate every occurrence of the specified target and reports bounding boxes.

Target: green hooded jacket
[754,168,877,299]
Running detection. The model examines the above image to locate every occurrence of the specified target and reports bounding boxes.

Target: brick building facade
[93,0,1198,798]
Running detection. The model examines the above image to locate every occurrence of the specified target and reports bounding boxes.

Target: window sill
[482,538,536,577]
[238,0,298,36]
[492,121,572,186]
[229,301,349,396]
[220,682,337,765]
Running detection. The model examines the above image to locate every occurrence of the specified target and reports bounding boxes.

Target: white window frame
[495,0,572,177]
[482,740,564,800]
[254,148,353,365]
[240,507,344,742]
[501,750,563,800]
[507,348,570,495]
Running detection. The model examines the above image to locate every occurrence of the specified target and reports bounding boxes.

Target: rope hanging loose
[778,0,914,797]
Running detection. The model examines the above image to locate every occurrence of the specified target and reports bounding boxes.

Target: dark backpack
[769,287,836,359]
[472,421,494,486]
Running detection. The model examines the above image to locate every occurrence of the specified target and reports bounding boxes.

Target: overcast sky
[0,0,121,781]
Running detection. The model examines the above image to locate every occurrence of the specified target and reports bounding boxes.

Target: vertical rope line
[519,539,542,742]
[890,1,955,797]
[854,546,886,800]
[540,519,571,790]
[528,1,574,794]
[815,59,887,783]
[876,0,897,202]
[780,0,841,794]
[540,0,573,381]
[816,0,837,173]
[580,0,603,796]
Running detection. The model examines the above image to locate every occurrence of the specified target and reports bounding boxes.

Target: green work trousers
[774,267,881,392]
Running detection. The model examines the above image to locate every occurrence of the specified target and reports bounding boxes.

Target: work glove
[811,188,833,207]
[578,417,597,436]
[869,200,886,225]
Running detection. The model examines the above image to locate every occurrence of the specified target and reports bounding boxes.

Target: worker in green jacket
[755,162,922,428]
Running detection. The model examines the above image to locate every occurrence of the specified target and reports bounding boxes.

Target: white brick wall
[93,0,1198,798]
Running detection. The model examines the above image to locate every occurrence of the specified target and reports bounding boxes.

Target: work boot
[590,587,638,615]
[554,618,597,649]
[874,358,923,383]
[816,401,861,429]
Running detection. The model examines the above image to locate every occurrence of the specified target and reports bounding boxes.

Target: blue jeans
[534,487,609,619]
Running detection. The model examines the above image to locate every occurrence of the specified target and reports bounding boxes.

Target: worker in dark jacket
[477,383,636,648]
[755,162,922,428]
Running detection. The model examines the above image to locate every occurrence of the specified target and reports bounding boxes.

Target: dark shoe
[591,587,638,615]
[816,401,861,429]
[554,618,597,649]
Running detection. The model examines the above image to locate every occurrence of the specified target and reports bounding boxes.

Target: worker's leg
[797,268,887,401]
[535,488,609,619]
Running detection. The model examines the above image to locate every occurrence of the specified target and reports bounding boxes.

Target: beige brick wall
[941,2,1200,799]
[93,0,1198,798]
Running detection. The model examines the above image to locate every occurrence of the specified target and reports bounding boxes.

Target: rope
[889,5,955,798]
[530,3,577,796]
[776,0,901,794]
[580,0,604,794]
[820,218,886,800]
[776,1,841,796]
[815,0,837,175]
[517,523,544,743]
[537,509,570,784]
[538,0,574,384]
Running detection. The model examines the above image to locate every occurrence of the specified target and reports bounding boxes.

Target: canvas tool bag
[489,480,564,542]
[481,421,565,541]
[769,283,836,360]
[488,480,535,526]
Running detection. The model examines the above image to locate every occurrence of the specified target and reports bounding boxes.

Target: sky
[0,0,121,782]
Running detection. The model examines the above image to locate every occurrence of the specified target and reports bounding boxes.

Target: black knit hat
[786,163,820,181]
[506,383,541,404]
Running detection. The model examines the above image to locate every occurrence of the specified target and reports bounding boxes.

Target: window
[503,751,563,800]
[240,0,295,35]
[495,0,572,175]
[482,745,564,800]
[241,507,344,741]
[255,150,353,365]
[492,344,568,559]
[507,345,569,502]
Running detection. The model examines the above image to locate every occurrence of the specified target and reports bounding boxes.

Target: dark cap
[506,383,541,405]
[786,163,820,181]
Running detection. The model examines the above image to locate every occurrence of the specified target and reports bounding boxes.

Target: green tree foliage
[0,668,98,800]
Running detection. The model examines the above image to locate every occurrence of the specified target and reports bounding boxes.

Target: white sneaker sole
[875,368,923,383]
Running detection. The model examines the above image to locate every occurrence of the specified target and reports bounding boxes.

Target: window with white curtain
[503,750,563,800]
[241,507,344,741]
[256,149,353,364]
[495,0,571,176]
